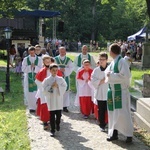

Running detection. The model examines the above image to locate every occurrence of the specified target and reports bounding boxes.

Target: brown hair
[99,52,108,60]
[49,63,58,70]
[35,45,41,49]
[110,43,121,54]
[28,46,35,51]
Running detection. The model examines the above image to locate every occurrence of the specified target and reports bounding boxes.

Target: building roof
[16,9,60,18]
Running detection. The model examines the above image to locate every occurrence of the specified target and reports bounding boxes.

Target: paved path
[27,92,149,150]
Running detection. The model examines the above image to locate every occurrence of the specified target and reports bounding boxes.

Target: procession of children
[21,43,133,143]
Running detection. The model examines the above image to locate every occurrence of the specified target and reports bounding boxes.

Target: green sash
[77,54,91,67]
[27,56,38,92]
[107,56,122,111]
[55,56,71,91]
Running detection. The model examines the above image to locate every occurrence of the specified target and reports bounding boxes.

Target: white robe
[35,70,51,104]
[55,55,74,107]
[42,75,67,111]
[22,55,43,110]
[91,67,108,101]
[105,55,134,137]
[73,53,96,73]
[75,70,93,106]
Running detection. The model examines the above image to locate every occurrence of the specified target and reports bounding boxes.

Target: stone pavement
[27,92,149,150]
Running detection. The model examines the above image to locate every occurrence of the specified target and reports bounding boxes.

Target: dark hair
[50,57,55,63]
[110,43,121,54]
[99,52,108,60]
[28,46,35,51]
[49,63,58,70]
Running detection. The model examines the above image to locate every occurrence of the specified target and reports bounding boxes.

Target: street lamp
[4,27,12,92]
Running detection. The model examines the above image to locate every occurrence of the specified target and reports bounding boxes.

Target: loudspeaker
[42,24,46,35]
[58,21,64,32]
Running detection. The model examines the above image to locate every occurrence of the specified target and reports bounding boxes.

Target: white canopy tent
[127,27,147,41]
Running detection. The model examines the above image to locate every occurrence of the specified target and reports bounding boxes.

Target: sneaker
[100,127,105,132]
[83,115,88,119]
[43,125,49,130]
[63,107,69,112]
[56,125,60,131]
[50,132,55,137]
[107,136,118,141]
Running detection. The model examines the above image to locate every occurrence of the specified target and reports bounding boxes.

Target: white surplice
[91,66,108,102]
[35,70,51,104]
[42,75,67,111]
[105,55,134,137]
[22,55,43,110]
[55,55,74,107]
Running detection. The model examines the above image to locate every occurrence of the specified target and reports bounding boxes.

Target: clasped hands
[51,81,58,88]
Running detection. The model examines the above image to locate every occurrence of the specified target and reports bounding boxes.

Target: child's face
[50,67,58,76]
[43,58,51,66]
[99,56,107,66]
[83,62,91,70]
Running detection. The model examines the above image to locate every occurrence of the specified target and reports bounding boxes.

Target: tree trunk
[91,0,96,40]
[146,0,150,18]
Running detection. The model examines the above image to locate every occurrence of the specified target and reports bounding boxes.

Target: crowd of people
[110,40,143,62]
[20,43,133,144]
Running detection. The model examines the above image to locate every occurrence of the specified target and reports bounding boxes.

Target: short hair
[109,43,121,54]
[99,52,108,60]
[28,46,35,51]
[35,45,41,49]
[83,59,90,64]
[42,55,51,61]
[59,46,66,51]
[49,63,58,70]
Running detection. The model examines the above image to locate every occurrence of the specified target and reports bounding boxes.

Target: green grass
[131,67,150,86]
[0,71,30,150]
[0,59,7,66]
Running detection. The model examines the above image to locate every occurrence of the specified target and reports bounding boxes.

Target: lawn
[0,59,7,66]
[0,71,30,150]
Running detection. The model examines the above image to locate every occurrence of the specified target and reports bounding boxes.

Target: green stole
[27,56,38,92]
[107,56,122,111]
[77,54,91,67]
[55,56,70,91]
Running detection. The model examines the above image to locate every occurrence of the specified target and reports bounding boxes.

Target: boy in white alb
[42,64,67,137]
[91,52,108,131]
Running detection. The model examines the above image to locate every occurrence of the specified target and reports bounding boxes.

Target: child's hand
[99,77,105,85]
[52,81,58,88]
[31,63,35,69]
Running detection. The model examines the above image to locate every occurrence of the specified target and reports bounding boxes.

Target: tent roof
[16,10,60,18]
[127,26,147,41]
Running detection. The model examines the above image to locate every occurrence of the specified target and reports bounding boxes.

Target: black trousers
[97,100,107,128]
[50,110,62,133]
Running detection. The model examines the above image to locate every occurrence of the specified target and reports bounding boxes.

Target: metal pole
[53,17,56,50]
[5,39,10,92]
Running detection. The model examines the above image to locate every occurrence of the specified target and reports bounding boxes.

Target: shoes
[100,127,105,132]
[50,132,55,137]
[56,125,60,131]
[44,125,49,130]
[107,136,118,141]
[126,137,132,143]
[29,109,35,113]
[63,107,69,112]
[83,115,88,119]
